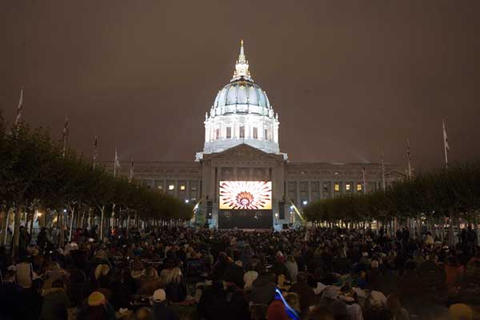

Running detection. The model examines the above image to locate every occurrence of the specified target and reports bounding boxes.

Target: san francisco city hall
[109,42,406,229]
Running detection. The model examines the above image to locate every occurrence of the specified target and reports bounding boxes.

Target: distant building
[106,41,406,229]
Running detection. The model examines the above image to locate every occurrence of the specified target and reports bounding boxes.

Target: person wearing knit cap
[88,291,106,307]
[449,303,473,320]
[78,291,116,320]
[266,300,289,320]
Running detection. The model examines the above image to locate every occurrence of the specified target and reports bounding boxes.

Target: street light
[302,200,308,206]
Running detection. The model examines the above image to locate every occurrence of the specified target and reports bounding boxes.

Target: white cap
[152,289,166,302]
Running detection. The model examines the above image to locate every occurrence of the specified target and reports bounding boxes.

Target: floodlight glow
[219,181,272,210]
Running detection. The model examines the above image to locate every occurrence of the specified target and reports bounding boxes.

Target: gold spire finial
[232,39,251,81]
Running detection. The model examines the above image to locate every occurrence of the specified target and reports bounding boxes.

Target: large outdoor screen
[219,181,272,210]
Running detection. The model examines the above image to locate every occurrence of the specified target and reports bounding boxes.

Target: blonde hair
[166,267,182,284]
[94,264,110,280]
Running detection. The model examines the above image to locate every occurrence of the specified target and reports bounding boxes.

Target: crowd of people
[0,224,479,320]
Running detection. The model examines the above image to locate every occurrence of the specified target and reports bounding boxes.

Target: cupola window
[226,127,232,139]
[239,126,245,138]
[253,127,258,139]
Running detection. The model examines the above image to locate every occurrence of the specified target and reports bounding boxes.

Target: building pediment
[385,170,407,179]
[203,143,285,162]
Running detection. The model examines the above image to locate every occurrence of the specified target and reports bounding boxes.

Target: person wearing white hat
[150,289,178,320]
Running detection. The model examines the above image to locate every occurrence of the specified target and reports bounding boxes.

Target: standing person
[37,227,48,253]
[285,255,299,283]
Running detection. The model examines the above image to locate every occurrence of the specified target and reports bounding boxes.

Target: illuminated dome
[211,41,273,117]
[197,40,286,160]
[213,80,272,115]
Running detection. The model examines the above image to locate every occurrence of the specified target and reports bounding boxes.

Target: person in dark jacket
[151,289,179,320]
[224,260,245,288]
[289,272,316,314]
[39,279,69,320]
[250,272,276,305]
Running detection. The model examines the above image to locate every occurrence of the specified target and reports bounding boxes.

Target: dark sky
[1,1,479,171]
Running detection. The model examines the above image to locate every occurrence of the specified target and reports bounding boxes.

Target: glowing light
[168,185,175,190]
[219,181,272,210]
[302,200,308,206]
[180,185,186,191]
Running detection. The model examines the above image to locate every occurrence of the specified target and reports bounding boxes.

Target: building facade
[109,41,406,229]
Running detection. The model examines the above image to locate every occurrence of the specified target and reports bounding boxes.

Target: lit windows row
[334,183,363,192]
[157,184,197,191]
[213,126,270,141]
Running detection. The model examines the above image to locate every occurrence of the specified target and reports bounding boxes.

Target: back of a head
[267,300,289,320]
[306,306,334,320]
[135,307,152,320]
[297,272,308,284]
[52,279,65,289]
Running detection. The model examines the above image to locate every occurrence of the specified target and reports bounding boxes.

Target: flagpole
[362,166,367,195]
[92,136,98,170]
[129,157,134,183]
[406,138,412,179]
[14,88,24,127]
[443,120,449,172]
[62,116,69,158]
[114,148,118,178]
[381,151,386,191]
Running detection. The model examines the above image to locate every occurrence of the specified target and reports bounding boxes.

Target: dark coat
[152,301,179,320]
[250,275,276,305]
[39,288,69,320]
[289,282,316,313]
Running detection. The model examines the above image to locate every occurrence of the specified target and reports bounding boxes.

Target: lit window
[334,184,340,192]
[226,127,232,139]
[239,126,245,138]
[356,184,362,192]
[157,186,163,190]
[168,185,175,190]
[215,128,220,140]
[180,185,186,191]
[253,127,258,139]
[345,184,351,191]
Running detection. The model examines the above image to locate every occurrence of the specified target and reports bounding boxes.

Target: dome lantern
[232,40,252,81]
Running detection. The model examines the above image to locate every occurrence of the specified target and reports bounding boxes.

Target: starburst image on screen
[219,181,272,210]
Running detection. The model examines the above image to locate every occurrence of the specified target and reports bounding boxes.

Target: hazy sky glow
[1,1,479,170]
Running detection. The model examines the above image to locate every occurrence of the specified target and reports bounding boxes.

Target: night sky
[1,1,479,171]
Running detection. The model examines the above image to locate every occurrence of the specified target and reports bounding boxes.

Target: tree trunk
[29,210,34,237]
[448,211,456,246]
[12,205,22,258]
[99,206,105,240]
[2,209,11,246]
[59,210,65,247]
[69,207,75,242]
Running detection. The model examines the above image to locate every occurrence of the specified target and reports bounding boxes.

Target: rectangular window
[168,184,175,190]
[253,127,258,139]
[239,126,245,138]
[180,185,186,191]
[334,184,340,192]
[226,127,232,139]
[264,129,268,140]
[356,184,363,192]
[215,128,220,140]
[345,184,351,191]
